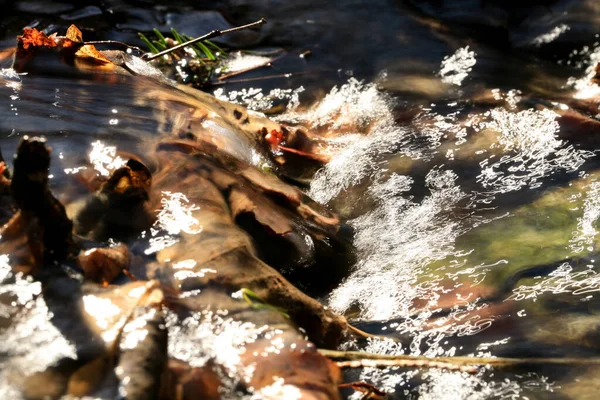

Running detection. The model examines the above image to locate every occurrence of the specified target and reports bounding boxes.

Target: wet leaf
[9,136,74,263]
[67,355,110,397]
[172,290,342,399]
[78,244,130,285]
[150,152,347,347]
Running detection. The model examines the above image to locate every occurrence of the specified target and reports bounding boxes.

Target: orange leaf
[74,44,110,64]
[17,28,57,50]
[66,25,83,43]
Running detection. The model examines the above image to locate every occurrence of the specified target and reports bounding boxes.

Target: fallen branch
[319,349,600,374]
[143,18,267,61]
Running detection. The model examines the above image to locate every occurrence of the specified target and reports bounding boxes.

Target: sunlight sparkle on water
[82,294,121,330]
[0,271,77,394]
[144,192,202,255]
[568,44,600,99]
[156,191,202,235]
[214,86,304,112]
[439,46,476,86]
[88,140,126,176]
[531,24,570,47]
[570,181,600,253]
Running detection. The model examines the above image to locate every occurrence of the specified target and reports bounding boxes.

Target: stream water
[3,0,600,399]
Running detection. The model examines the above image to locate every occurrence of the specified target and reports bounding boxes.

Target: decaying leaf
[170,289,342,399]
[13,25,118,74]
[17,27,57,50]
[74,159,154,242]
[148,149,348,348]
[9,137,74,263]
[77,244,130,285]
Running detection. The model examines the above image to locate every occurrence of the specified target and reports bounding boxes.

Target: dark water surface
[3,0,600,399]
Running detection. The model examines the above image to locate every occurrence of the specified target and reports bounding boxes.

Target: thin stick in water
[319,349,600,374]
[142,18,267,61]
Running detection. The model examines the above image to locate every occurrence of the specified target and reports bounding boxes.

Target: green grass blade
[138,33,159,54]
[152,40,168,51]
[170,28,185,47]
[181,34,207,59]
[196,41,216,61]
[153,28,167,43]
[241,288,290,319]
[205,40,227,58]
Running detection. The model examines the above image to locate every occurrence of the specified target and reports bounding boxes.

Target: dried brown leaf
[74,44,111,64]
[17,28,57,50]
[65,24,83,43]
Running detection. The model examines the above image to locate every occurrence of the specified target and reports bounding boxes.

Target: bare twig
[143,18,267,62]
[85,40,146,56]
[319,349,600,374]
[211,70,323,85]
[339,382,387,400]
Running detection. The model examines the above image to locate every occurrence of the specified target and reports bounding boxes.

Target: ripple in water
[286,73,596,396]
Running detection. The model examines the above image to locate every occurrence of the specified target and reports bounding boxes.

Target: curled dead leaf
[66,24,83,43]
[17,28,57,50]
[74,44,110,64]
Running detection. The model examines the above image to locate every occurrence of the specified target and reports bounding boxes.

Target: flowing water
[3,0,600,399]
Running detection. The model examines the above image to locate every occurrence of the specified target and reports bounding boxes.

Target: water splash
[306,78,424,203]
[166,308,306,397]
[567,44,600,100]
[0,258,77,398]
